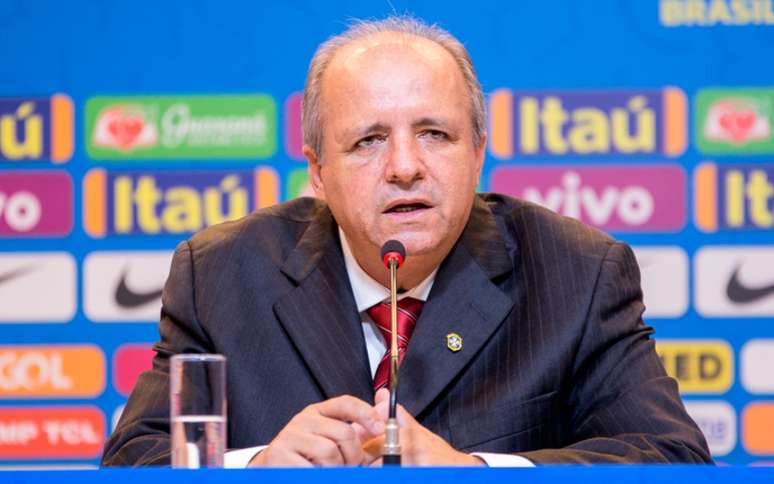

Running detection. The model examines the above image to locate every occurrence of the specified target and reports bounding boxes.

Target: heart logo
[107,114,146,150]
[718,109,757,143]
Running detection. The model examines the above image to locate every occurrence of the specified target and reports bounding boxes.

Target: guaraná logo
[488,88,687,159]
[490,164,686,232]
[0,95,73,163]
[85,94,277,159]
[695,88,774,154]
[694,162,774,231]
[82,168,279,237]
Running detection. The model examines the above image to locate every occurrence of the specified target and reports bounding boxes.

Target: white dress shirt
[223,229,533,468]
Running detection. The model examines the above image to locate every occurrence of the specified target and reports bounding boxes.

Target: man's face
[307,33,485,263]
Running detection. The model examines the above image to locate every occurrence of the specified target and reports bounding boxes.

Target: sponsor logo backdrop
[1,0,773,466]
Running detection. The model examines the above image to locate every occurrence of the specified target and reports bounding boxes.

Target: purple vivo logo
[490,164,686,232]
[0,171,73,237]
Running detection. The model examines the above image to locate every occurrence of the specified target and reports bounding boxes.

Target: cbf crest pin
[446,332,463,352]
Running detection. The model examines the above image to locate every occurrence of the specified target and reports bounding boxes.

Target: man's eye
[355,135,384,149]
[421,130,448,141]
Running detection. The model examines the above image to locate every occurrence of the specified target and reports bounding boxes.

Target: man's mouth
[383,201,432,214]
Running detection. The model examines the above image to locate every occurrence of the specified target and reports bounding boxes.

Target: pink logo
[112,344,154,396]
[284,92,304,160]
[0,171,73,237]
[490,164,686,232]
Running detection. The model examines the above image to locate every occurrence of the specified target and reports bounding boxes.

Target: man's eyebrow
[412,117,454,130]
[342,122,390,141]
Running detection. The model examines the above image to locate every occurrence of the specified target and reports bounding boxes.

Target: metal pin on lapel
[446,332,463,352]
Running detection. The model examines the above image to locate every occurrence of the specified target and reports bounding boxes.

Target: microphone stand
[382,255,401,466]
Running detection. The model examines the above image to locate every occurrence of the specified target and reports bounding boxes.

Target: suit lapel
[273,205,374,404]
[399,197,516,418]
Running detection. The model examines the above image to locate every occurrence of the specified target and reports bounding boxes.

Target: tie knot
[367,297,423,348]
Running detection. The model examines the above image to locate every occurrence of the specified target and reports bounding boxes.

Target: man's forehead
[326,31,451,76]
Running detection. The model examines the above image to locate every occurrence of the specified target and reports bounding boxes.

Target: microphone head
[381,240,406,269]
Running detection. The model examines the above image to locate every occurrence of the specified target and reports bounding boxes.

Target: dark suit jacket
[102,194,711,466]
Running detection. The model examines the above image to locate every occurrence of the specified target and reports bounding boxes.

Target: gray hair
[302,16,486,157]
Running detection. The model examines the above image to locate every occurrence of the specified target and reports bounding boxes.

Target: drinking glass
[170,354,227,468]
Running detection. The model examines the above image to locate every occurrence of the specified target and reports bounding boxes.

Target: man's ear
[304,144,326,201]
[474,132,487,183]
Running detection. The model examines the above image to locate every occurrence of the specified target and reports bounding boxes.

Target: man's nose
[385,133,425,185]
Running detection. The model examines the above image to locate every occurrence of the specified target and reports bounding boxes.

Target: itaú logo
[0,95,73,163]
[82,168,279,237]
[694,162,774,231]
[487,88,687,159]
[0,346,105,398]
[490,164,686,232]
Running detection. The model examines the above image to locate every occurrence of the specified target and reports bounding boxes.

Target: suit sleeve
[519,242,712,464]
[102,241,214,466]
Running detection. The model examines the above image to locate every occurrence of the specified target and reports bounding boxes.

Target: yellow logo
[656,340,733,394]
[446,333,463,352]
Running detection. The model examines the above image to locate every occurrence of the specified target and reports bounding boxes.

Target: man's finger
[373,395,416,427]
[313,395,384,435]
[361,434,384,465]
[374,388,389,405]
[374,395,389,421]
[394,403,416,427]
[303,415,364,465]
[250,443,314,467]
[292,432,346,466]
[350,421,371,443]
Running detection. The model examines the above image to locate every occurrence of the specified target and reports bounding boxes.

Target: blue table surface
[5,466,774,484]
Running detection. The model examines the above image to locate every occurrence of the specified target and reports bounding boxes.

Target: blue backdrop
[1,0,773,467]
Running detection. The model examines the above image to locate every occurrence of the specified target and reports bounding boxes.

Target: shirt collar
[339,227,436,313]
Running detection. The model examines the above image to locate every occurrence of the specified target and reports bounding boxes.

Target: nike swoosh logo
[114,268,163,308]
[726,265,774,304]
[0,265,34,286]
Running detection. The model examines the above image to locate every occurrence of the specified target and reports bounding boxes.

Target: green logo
[85,94,277,159]
[286,169,312,200]
[695,88,774,154]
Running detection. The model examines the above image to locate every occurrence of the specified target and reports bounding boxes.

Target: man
[102,16,711,467]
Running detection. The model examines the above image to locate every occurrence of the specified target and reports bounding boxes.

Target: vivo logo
[0,171,72,237]
[490,164,686,232]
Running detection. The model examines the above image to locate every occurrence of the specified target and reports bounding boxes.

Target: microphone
[380,240,405,466]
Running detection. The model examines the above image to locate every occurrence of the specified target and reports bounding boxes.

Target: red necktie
[367,297,424,392]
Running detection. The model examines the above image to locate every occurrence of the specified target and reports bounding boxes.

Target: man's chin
[390,234,442,258]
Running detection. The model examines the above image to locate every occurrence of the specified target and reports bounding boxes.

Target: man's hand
[249,395,384,467]
[365,388,485,466]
